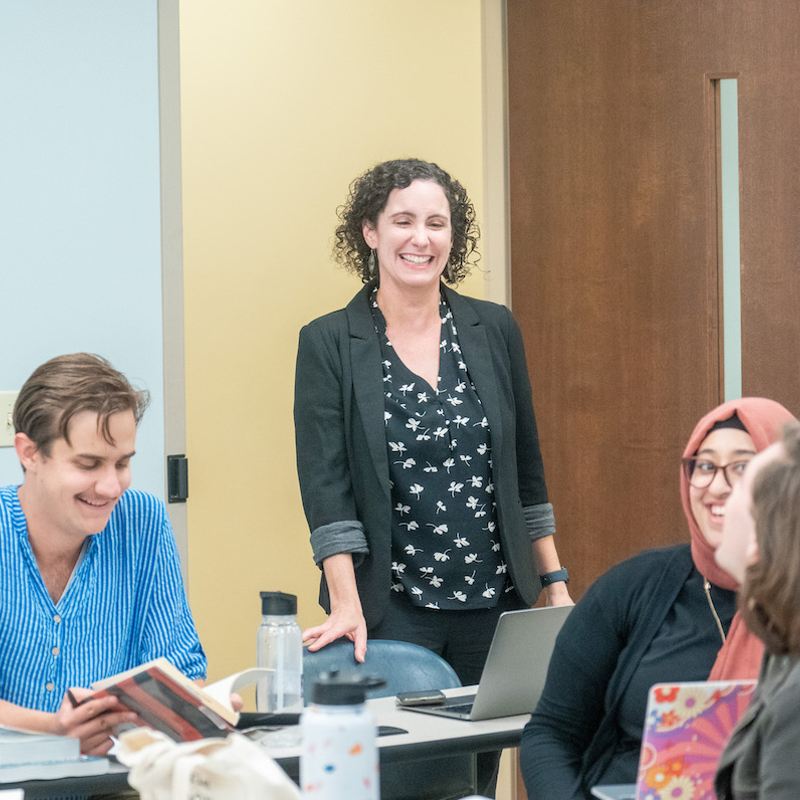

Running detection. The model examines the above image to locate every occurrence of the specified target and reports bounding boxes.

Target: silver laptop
[401,604,572,721]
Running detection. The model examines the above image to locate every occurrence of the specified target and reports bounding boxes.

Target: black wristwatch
[539,568,569,586]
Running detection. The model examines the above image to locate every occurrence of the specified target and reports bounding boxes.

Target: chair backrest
[302,638,461,703]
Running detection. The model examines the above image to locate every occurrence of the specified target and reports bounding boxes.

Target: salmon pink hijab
[680,397,796,679]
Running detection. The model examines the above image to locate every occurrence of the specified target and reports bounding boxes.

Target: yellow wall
[179,0,486,686]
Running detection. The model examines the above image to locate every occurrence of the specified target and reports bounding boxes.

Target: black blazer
[294,281,550,627]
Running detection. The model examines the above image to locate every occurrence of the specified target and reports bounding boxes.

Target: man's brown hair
[13,353,150,456]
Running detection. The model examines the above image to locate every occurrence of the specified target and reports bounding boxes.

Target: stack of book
[0,725,109,784]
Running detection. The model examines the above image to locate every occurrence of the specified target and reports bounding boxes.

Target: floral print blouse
[371,289,510,610]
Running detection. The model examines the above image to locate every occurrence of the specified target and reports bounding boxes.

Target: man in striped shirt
[0,353,206,754]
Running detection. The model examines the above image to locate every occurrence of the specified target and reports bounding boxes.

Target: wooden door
[507,0,800,604]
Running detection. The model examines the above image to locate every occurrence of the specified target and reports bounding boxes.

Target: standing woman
[294,158,571,684]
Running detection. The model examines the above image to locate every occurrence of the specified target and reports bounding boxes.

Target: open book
[87,658,268,742]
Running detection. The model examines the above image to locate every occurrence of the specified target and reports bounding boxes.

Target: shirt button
[53,615,62,624]
[46,683,54,692]
[52,647,60,656]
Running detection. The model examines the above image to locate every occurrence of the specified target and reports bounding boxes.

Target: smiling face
[362,179,453,296]
[688,428,757,548]
[17,410,136,546]
[715,442,783,584]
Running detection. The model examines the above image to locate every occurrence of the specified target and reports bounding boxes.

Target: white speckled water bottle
[300,672,384,799]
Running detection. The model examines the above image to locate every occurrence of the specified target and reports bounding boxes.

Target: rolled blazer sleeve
[294,321,369,566]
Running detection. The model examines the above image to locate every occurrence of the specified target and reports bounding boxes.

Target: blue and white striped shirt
[0,485,206,712]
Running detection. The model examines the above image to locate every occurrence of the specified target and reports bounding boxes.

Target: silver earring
[367,249,377,279]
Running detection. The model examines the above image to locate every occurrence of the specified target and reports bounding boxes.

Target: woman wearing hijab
[520,397,796,800]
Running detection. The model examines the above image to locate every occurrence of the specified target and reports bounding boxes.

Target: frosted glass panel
[720,79,742,401]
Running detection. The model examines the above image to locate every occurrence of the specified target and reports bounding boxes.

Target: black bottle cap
[260,591,297,616]
[311,670,386,705]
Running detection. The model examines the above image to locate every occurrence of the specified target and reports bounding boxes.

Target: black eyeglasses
[682,457,752,489]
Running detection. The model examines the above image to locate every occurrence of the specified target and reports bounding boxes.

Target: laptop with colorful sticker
[594,679,756,800]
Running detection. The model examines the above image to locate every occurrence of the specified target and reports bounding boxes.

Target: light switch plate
[0,391,18,447]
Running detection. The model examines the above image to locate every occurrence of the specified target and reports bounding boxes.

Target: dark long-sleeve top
[715,653,800,800]
[521,544,737,800]
[293,280,554,628]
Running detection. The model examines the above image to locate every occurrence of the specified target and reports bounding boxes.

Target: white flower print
[465,553,482,564]
[485,521,497,533]
[449,591,467,603]
[469,475,483,487]
[453,415,470,427]
[404,545,422,556]
[400,520,419,531]
[446,396,464,407]
[434,550,451,562]
[410,586,424,597]
[406,418,422,432]
[477,443,489,455]
[416,392,429,403]
[486,481,495,494]
[449,438,458,450]
[399,383,415,395]
[409,483,424,499]
[428,523,448,535]
[394,503,411,515]
[443,457,455,472]
[391,561,407,574]
[425,602,440,609]
[491,540,501,552]
[419,566,434,576]
[448,481,464,496]
[394,458,416,469]
[384,411,392,422]
[474,416,489,428]
[452,342,461,354]
[391,583,405,592]
[495,563,508,574]
[482,586,496,599]
[455,381,466,393]
[416,431,431,441]
[458,359,467,370]
[433,426,448,440]
[464,571,476,585]
[435,501,447,514]
[459,454,473,466]
[453,535,470,548]
[440,338,448,350]
[429,575,443,588]
[423,462,438,473]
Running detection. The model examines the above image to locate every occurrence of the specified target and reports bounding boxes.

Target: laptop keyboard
[443,702,474,715]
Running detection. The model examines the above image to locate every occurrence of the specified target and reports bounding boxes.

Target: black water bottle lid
[260,591,297,615]
[312,670,386,705]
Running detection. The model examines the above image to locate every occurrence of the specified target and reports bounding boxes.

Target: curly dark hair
[332,158,480,285]
[741,423,800,655]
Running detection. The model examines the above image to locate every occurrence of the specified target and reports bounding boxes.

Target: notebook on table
[400,604,572,721]
[594,679,756,800]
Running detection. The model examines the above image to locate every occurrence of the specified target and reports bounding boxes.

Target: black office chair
[303,639,476,800]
